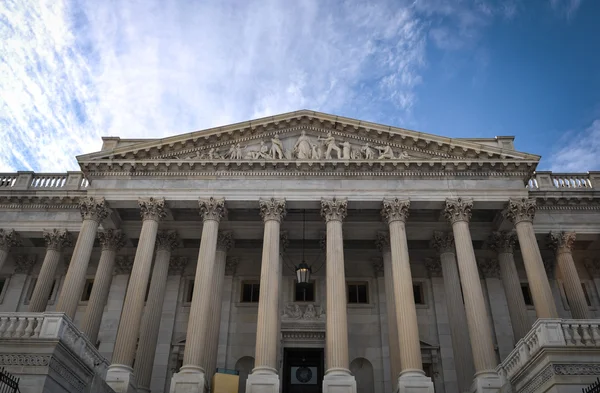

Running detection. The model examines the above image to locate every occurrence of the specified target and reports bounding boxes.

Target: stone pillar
[205,231,233,385]
[247,198,286,393]
[375,232,401,384]
[28,229,72,312]
[431,231,474,393]
[320,197,357,393]
[505,198,558,319]
[444,198,500,392]
[81,229,126,344]
[584,259,600,303]
[547,231,590,319]
[135,230,180,393]
[381,198,433,393]
[56,197,110,319]
[489,231,530,341]
[170,197,226,393]
[0,229,21,273]
[106,197,167,393]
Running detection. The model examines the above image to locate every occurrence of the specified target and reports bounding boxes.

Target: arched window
[235,356,255,393]
[350,357,374,393]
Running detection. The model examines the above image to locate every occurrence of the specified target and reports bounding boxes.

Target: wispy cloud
[549,120,600,172]
[550,0,584,19]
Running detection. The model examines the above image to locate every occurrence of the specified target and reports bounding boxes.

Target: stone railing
[0,171,89,191]
[527,171,599,191]
[0,312,109,376]
[497,319,600,381]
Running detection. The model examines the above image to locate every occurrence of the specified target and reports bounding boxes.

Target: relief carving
[282,303,325,321]
[0,229,21,252]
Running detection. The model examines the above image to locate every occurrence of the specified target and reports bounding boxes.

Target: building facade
[0,110,599,393]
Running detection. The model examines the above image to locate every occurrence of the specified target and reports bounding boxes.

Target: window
[521,283,533,306]
[81,279,94,301]
[413,283,425,305]
[185,279,195,303]
[294,281,315,302]
[582,283,592,307]
[241,281,260,303]
[347,282,368,304]
[26,278,57,302]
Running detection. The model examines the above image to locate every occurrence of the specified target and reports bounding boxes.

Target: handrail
[527,171,598,191]
[0,172,89,190]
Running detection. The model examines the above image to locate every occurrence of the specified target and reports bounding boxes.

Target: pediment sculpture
[282,303,326,321]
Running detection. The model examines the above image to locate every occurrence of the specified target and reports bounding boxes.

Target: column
[135,230,181,393]
[56,197,110,319]
[505,198,558,318]
[28,229,72,312]
[431,231,474,393]
[106,197,166,393]
[444,198,500,392]
[81,229,126,344]
[548,231,590,319]
[170,197,226,393]
[381,198,433,393]
[205,231,233,384]
[320,197,356,393]
[375,232,401,384]
[489,231,530,341]
[0,229,21,273]
[246,199,286,393]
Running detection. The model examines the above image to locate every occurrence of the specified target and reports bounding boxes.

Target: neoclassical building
[0,110,598,393]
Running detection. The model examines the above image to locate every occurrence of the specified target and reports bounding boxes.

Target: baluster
[15,317,27,337]
[0,316,9,336]
[32,316,43,338]
[5,317,18,338]
[571,323,582,345]
[581,324,593,346]
[562,324,573,344]
[24,317,35,338]
[590,324,600,345]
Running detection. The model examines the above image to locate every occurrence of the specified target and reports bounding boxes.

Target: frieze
[114,256,134,275]
[169,256,188,275]
[49,357,87,392]
[14,255,36,274]
[0,353,51,366]
[583,258,600,278]
[424,257,443,278]
[282,303,325,321]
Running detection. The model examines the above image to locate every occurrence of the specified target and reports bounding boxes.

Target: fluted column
[28,229,72,312]
[246,199,286,393]
[444,198,498,380]
[135,230,180,393]
[431,231,474,392]
[170,197,226,393]
[548,231,589,319]
[205,231,233,384]
[81,229,126,343]
[56,197,110,319]
[107,197,166,393]
[375,232,401,383]
[489,231,530,341]
[0,229,21,273]
[505,198,558,319]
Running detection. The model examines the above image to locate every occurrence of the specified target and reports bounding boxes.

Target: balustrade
[0,172,89,190]
[0,174,17,188]
[527,171,598,191]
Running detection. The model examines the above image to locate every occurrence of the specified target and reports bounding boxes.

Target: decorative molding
[477,258,500,279]
[155,230,181,252]
[371,257,384,277]
[375,231,390,252]
[138,197,167,222]
[0,229,21,252]
[489,231,517,254]
[424,257,442,278]
[547,231,576,254]
[281,331,326,341]
[536,197,600,210]
[431,231,455,254]
[320,197,347,223]
[0,353,51,366]
[282,303,325,321]
[49,357,87,392]
[78,196,109,223]
[553,363,600,375]
[505,197,536,224]
[97,229,126,252]
[198,197,227,223]
[216,230,234,252]
[444,198,473,224]
[114,256,134,274]
[259,198,286,223]
[381,197,410,224]
[225,257,239,276]
[0,195,82,210]
[517,363,600,393]
[168,256,188,275]
[14,255,36,274]
[42,229,73,251]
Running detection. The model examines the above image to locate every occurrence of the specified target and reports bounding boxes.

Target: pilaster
[0,229,21,274]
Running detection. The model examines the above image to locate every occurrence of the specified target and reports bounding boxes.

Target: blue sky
[1,0,599,172]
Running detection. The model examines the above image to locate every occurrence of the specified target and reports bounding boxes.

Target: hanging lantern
[295,261,312,285]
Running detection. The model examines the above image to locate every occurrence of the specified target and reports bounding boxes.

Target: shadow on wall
[235,356,255,393]
[350,357,374,393]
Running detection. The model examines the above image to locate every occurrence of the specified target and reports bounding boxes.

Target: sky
[1,0,599,173]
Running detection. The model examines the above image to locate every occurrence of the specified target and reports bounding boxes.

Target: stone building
[0,110,598,393]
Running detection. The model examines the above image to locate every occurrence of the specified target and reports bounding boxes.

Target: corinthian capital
[43,229,73,251]
[97,229,126,251]
[489,231,517,254]
[115,256,134,275]
[444,198,473,224]
[79,196,110,223]
[424,257,443,278]
[547,231,576,254]
[259,198,286,222]
[0,229,21,252]
[155,230,180,252]
[320,197,347,222]
[375,231,390,252]
[477,258,500,278]
[381,198,410,224]
[505,198,536,224]
[139,197,167,222]
[169,256,188,275]
[217,230,234,251]
[199,197,227,222]
[431,231,455,254]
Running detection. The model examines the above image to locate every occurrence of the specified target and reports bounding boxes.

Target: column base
[396,371,434,393]
[106,364,138,393]
[246,369,280,393]
[322,369,357,393]
[470,372,503,393]
[169,366,208,393]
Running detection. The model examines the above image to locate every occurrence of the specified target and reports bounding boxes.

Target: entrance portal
[282,348,324,393]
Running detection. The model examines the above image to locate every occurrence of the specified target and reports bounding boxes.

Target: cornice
[534,196,600,210]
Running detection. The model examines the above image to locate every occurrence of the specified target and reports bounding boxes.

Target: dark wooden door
[282,348,324,393]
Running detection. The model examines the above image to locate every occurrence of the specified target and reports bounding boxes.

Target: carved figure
[245,141,270,159]
[208,148,216,160]
[233,143,245,160]
[350,147,362,159]
[397,150,409,159]
[318,132,341,159]
[311,143,322,160]
[270,134,284,160]
[375,145,395,159]
[361,143,375,160]
[283,304,303,319]
[226,144,236,159]
[303,304,317,319]
[341,141,351,160]
[293,131,312,159]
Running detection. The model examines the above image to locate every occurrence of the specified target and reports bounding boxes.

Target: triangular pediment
[77,110,539,178]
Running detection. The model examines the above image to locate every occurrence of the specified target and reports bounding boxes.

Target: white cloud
[549,120,600,172]
[550,0,584,19]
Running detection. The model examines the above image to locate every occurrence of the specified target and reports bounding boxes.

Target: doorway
[282,348,324,393]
